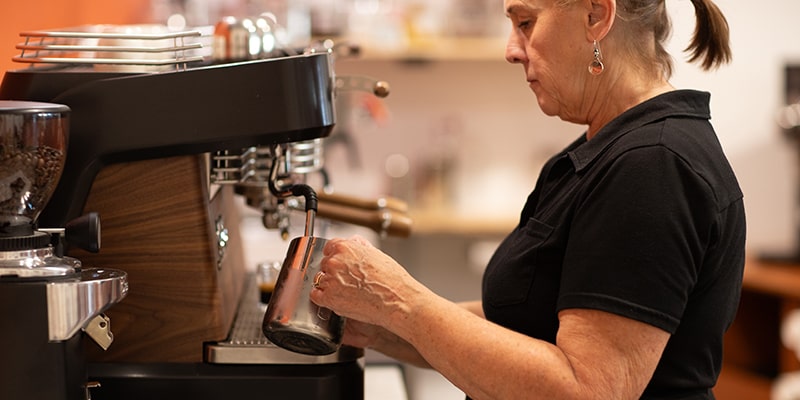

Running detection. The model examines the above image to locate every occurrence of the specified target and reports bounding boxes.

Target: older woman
[311,0,744,399]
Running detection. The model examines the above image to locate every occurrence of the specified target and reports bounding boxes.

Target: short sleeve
[556,145,716,333]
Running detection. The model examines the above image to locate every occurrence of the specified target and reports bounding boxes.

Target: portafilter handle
[314,200,412,238]
[233,185,413,238]
[317,191,408,213]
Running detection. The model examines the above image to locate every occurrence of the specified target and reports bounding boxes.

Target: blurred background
[1,1,798,399]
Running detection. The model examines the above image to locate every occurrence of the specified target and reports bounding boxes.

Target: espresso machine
[0,22,410,399]
[0,101,128,400]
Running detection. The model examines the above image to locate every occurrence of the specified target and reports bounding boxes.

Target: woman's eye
[517,20,531,30]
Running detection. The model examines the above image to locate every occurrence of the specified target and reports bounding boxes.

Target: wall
[0,0,795,258]
[665,0,800,256]
[0,0,150,75]
[1,1,796,398]
[323,0,800,259]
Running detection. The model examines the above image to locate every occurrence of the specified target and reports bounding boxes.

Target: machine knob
[65,212,101,253]
[373,81,390,98]
[335,76,391,98]
[215,216,229,269]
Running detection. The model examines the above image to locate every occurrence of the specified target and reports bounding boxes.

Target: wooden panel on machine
[72,155,247,362]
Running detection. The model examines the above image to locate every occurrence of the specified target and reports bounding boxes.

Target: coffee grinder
[0,101,128,400]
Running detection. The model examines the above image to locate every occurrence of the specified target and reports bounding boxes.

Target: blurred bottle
[309,0,349,36]
[249,0,310,48]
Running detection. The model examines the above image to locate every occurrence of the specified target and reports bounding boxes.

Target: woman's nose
[505,34,526,64]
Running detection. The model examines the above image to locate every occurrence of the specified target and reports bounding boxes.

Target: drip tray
[205,275,363,364]
[89,276,365,399]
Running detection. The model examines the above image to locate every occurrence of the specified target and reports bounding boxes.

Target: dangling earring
[588,40,604,75]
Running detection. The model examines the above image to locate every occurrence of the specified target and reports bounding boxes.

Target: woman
[311,0,745,398]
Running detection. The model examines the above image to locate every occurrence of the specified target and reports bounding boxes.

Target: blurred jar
[244,0,310,48]
[309,0,348,36]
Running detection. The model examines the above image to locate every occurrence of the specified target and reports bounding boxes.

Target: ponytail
[685,0,732,70]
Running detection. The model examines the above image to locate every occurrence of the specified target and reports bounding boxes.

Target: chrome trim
[46,268,128,341]
[0,248,78,277]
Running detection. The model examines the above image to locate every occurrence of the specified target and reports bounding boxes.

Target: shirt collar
[565,89,712,173]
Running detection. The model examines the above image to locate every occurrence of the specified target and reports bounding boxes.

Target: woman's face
[504,0,591,123]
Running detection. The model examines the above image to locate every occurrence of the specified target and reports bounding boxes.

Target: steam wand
[267,145,318,238]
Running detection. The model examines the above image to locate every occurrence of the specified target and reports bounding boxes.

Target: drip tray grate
[205,274,362,364]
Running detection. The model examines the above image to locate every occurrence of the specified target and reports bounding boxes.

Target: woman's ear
[587,0,615,41]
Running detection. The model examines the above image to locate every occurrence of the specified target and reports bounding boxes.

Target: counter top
[366,364,408,400]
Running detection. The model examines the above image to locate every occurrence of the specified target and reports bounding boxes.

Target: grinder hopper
[0,100,128,400]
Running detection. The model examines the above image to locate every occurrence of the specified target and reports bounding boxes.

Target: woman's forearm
[459,300,485,318]
[370,328,431,368]
[366,300,484,369]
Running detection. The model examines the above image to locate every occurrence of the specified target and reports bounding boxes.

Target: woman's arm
[312,237,670,400]
[342,300,485,369]
[400,294,669,400]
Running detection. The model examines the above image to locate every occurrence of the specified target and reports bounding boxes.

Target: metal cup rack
[12,25,211,70]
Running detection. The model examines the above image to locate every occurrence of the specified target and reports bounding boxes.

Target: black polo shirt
[482,90,745,399]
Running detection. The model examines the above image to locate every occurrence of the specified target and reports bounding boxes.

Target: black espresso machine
[0,23,410,400]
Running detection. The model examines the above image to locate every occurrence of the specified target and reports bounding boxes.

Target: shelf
[327,36,509,63]
[409,209,516,236]
[719,258,800,400]
[742,258,800,300]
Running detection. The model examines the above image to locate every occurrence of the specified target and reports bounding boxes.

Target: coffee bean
[0,146,64,216]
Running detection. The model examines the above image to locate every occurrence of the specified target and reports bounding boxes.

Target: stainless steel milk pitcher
[262,235,345,355]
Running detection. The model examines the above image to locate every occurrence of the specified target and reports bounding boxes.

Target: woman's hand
[340,311,434,368]
[340,318,381,349]
[309,235,428,329]
[309,235,438,367]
